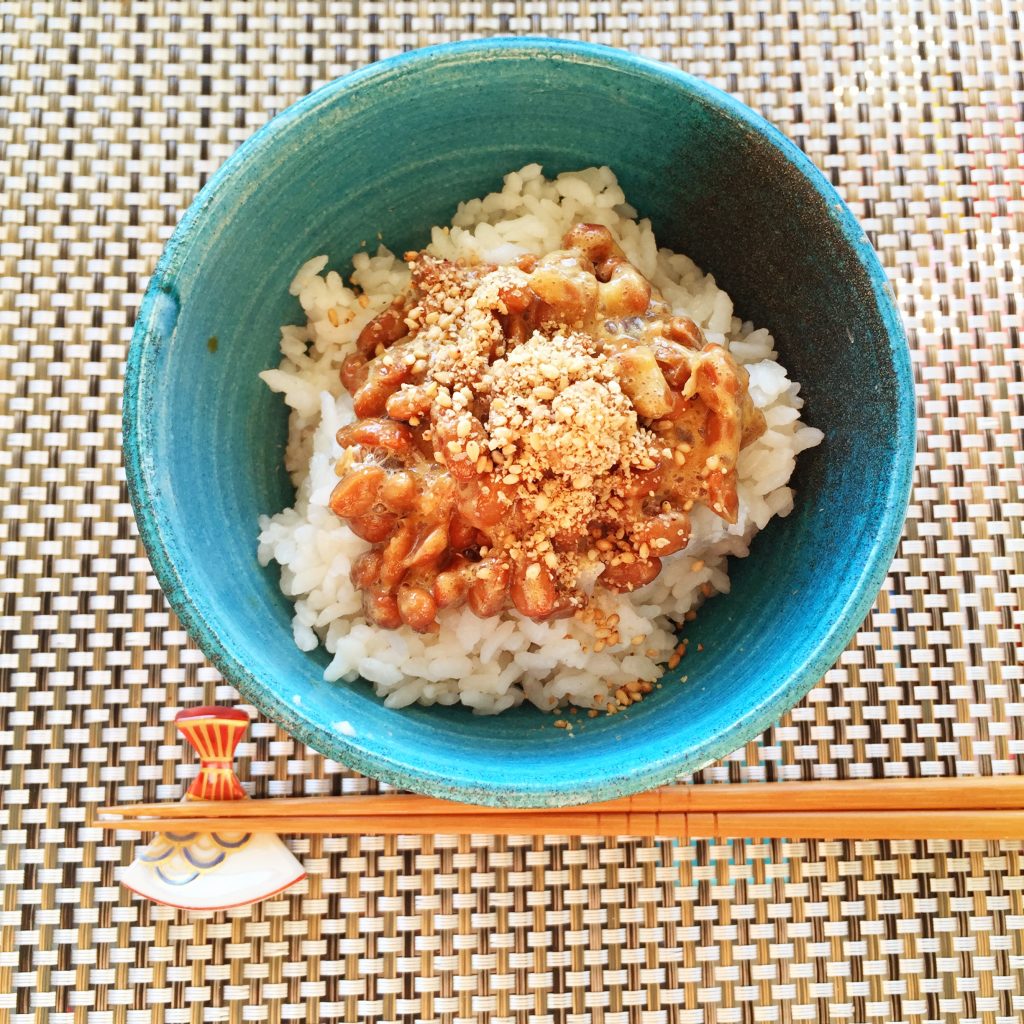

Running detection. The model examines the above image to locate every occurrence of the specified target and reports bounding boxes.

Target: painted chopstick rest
[120,706,306,911]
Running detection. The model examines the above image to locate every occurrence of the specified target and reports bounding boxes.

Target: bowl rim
[124,37,916,807]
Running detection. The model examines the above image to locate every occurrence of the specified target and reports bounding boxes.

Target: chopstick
[102,776,1024,818]
[96,777,1024,840]
[97,810,1024,840]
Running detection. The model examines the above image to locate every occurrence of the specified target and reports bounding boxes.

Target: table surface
[1,2,1022,1022]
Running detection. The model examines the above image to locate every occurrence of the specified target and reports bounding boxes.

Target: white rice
[257,165,823,714]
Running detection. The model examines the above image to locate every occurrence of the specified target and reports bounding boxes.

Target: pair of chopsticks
[98,776,1024,840]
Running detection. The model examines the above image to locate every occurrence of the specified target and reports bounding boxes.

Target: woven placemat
[2,2,1022,1022]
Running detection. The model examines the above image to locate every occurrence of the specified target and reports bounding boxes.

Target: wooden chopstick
[97,809,1024,840]
[94,777,1024,839]
[99,775,1024,822]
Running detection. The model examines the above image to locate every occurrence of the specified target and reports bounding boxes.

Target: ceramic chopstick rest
[120,707,306,910]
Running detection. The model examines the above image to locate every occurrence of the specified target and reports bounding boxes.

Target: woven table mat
[2,2,1022,1022]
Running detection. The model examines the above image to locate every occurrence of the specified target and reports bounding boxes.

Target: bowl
[124,39,915,806]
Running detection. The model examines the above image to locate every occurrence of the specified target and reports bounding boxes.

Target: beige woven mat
[2,1,1023,1021]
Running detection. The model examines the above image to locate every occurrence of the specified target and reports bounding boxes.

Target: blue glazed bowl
[124,39,914,806]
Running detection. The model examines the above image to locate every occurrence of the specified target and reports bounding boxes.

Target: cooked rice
[257,165,823,714]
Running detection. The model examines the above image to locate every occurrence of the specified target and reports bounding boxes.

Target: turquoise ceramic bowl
[124,39,914,806]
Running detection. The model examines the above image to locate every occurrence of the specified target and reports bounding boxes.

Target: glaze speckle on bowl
[124,39,914,807]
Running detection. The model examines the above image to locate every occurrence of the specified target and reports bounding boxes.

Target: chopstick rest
[118,706,306,911]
